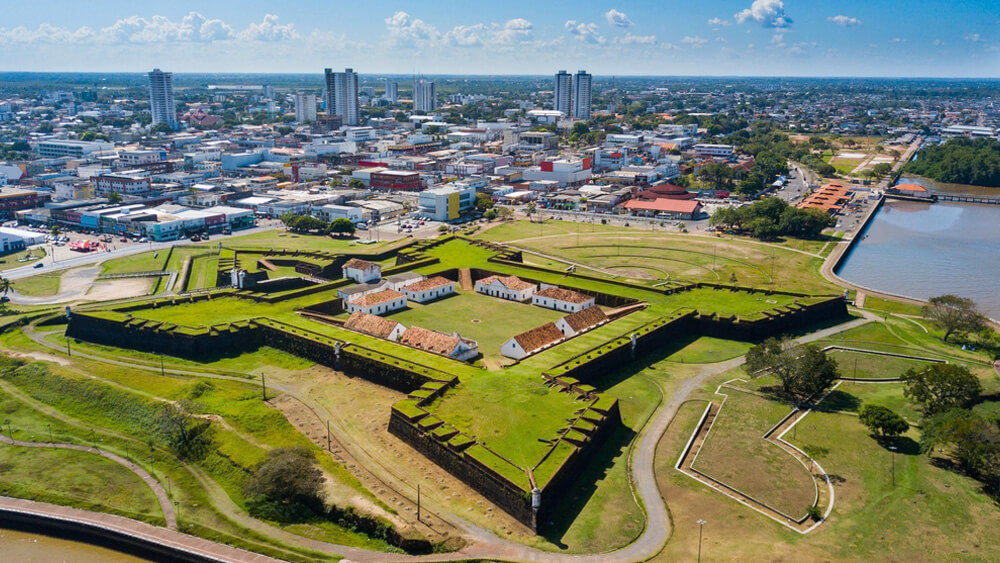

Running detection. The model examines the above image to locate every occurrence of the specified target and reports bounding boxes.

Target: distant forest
[906,138,1000,187]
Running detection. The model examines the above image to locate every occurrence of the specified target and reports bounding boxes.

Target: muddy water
[0,527,149,562]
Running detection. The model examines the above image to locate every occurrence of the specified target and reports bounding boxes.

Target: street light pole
[697,518,707,563]
[889,445,897,487]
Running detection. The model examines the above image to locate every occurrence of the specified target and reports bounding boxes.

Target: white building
[501,322,564,360]
[572,70,592,120]
[384,81,398,103]
[342,258,381,283]
[521,158,593,187]
[532,286,596,313]
[148,68,178,129]
[36,139,113,159]
[294,93,317,123]
[399,326,479,361]
[475,275,537,302]
[402,276,455,303]
[324,68,360,126]
[346,289,407,315]
[554,71,572,117]
[554,305,609,337]
[344,311,407,341]
[0,227,45,253]
[315,204,364,223]
[414,80,436,112]
[693,144,735,158]
[418,184,475,221]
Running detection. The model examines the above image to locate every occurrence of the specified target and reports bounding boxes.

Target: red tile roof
[404,276,453,293]
[350,289,405,308]
[623,199,701,213]
[344,311,402,338]
[344,258,378,271]
[535,286,593,304]
[512,322,564,353]
[478,275,535,292]
[562,305,608,332]
[399,326,468,356]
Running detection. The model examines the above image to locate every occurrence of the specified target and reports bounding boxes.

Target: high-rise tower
[414,80,436,112]
[324,68,360,126]
[148,68,178,129]
[572,70,592,120]
[554,70,572,117]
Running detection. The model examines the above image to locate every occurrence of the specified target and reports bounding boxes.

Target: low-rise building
[343,258,381,283]
[402,276,456,303]
[93,173,152,197]
[622,198,702,220]
[501,322,564,360]
[399,326,478,361]
[343,311,406,341]
[693,144,735,158]
[475,274,537,302]
[371,170,422,191]
[532,286,596,313]
[554,305,609,337]
[346,289,407,315]
[417,184,475,221]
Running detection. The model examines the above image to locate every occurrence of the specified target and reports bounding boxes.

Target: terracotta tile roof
[344,311,402,338]
[405,276,453,293]
[623,199,701,213]
[512,322,564,353]
[562,305,608,332]
[535,286,593,304]
[894,183,928,192]
[350,289,405,308]
[478,275,535,292]
[400,326,461,355]
[343,258,378,271]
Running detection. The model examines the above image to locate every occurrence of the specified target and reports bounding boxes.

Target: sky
[1,0,999,77]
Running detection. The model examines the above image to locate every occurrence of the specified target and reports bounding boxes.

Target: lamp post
[889,445,897,487]
[697,518,707,563]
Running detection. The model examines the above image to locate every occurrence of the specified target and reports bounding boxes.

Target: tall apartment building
[414,80,436,112]
[572,70,592,120]
[324,68,360,126]
[294,93,317,123]
[384,81,398,103]
[553,70,572,117]
[148,68,178,129]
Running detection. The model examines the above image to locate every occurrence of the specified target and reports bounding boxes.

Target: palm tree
[0,278,12,296]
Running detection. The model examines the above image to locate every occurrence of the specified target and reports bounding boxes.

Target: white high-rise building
[148,68,178,129]
[324,68,360,126]
[572,70,592,120]
[554,70,572,117]
[294,93,317,123]
[414,80,436,112]
[384,81,398,103]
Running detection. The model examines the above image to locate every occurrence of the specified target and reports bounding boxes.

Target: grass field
[384,290,565,358]
[0,247,45,271]
[13,269,65,296]
[691,385,815,519]
[827,349,937,380]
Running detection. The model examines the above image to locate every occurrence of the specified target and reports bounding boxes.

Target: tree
[475,192,494,211]
[347,179,366,189]
[157,401,214,460]
[328,176,343,188]
[243,447,326,522]
[858,404,910,437]
[902,363,982,416]
[150,122,173,134]
[922,295,987,342]
[872,162,892,177]
[328,218,356,237]
[0,278,12,296]
[496,206,513,220]
[745,338,839,402]
[483,208,498,221]
[525,202,537,222]
[49,224,61,236]
[106,191,123,204]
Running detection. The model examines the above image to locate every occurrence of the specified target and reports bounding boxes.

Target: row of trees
[280,213,356,237]
[709,197,836,240]
[906,138,1000,187]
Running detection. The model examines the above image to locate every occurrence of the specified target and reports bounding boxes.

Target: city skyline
[0,1,998,77]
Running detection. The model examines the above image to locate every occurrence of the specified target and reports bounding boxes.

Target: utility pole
[47,423,53,443]
[66,338,71,357]
[160,353,165,377]
[697,519,707,563]
[260,371,267,401]
[327,420,331,451]
[417,484,421,522]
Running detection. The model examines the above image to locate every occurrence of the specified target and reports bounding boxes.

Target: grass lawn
[186,254,220,291]
[384,290,565,358]
[863,296,924,316]
[13,269,65,296]
[0,444,164,523]
[223,230,408,253]
[0,247,46,271]
[100,249,171,275]
[827,349,937,380]
[691,386,815,519]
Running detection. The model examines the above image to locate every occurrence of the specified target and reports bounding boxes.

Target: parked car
[120,237,128,243]
[33,262,44,268]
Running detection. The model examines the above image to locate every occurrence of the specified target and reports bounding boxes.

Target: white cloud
[708,18,732,27]
[615,32,656,45]
[964,33,984,42]
[734,0,792,28]
[565,20,606,44]
[932,39,945,46]
[828,15,862,27]
[680,35,708,48]
[889,37,905,43]
[237,14,298,42]
[605,9,633,28]
[770,32,785,45]
[384,11,440,47]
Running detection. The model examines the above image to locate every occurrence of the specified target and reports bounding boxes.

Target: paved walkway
[0,433,176,530]
[3,310,874,563]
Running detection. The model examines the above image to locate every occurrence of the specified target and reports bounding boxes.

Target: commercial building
[414,80,436,112]
[324,68,360,126]
[418,184,475,221]
[93,173,152,197]
[370,170,422,191]
[294,93,317,123]
[36,139,113,159]
[622,198,702,220]
[693,144,735,158]
[148,68,178,129]
[520,131,559,150]
[554,71,572,117]
[0,188,48,220]
[0,227,45,253]
[572,70,592,119]
[522,157,593,187]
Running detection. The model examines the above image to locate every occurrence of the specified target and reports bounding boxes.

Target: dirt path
[9,265,151,305]
[0,432,176,530]
[458,268,473,291]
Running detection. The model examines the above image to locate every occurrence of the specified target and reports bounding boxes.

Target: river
[0,527,149,562]
[836,187,1000,320]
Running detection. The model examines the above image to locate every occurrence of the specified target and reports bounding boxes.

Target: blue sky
[1,1,998,77]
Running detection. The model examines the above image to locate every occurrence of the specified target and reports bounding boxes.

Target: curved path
[5,312,873,562]
[0,432,177,530]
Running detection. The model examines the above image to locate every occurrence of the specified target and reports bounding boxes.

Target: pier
[934,193,1000,205]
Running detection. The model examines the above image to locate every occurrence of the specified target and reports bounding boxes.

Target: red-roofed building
[475,275,537,302]
[622,198,702,219]
[347,289,407,315]
[892,183,932,198]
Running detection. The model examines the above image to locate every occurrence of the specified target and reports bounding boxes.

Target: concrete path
[0,433,176,530]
